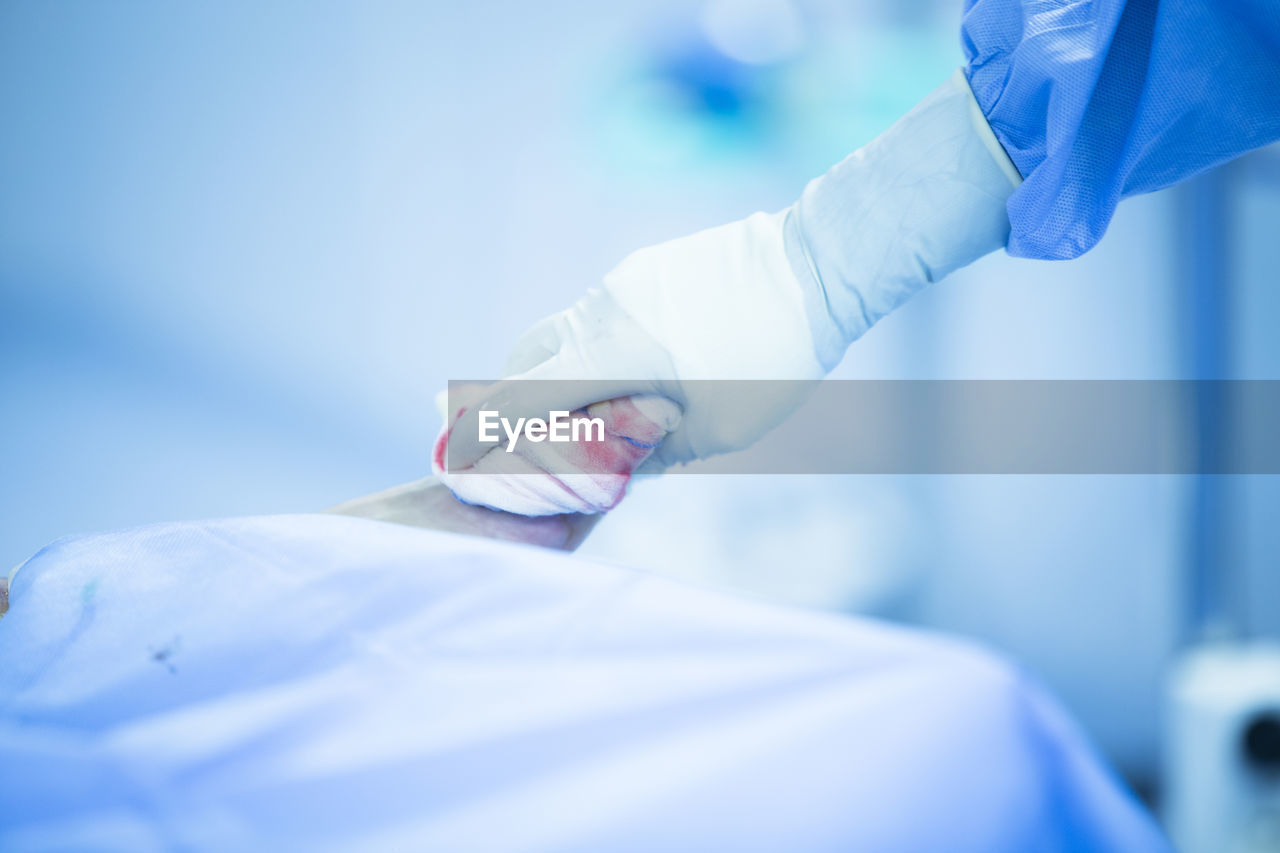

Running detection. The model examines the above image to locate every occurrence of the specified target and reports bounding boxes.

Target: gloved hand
[445,209,828,475]
[440,70,1020,514]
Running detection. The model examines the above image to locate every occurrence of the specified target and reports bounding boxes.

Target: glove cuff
[786,68,1021,370]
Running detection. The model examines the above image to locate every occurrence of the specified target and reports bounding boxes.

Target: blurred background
[3,0,1278,828]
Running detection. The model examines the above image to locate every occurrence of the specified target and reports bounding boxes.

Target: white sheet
[0,515,1170,851]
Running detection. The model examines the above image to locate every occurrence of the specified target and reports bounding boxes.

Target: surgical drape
[0,516,1170,851]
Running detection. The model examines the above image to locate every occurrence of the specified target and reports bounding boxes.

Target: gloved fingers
[444,292,686,471]
[502,310,565,376]
[434,383,489,423]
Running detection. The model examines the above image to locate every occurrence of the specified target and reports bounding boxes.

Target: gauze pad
[433,387,681,516]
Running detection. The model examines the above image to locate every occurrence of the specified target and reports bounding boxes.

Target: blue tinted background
[3,0,1278,793]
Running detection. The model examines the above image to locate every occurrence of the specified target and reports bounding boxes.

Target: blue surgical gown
[963,0,1280,259]
[0,516,1170,851]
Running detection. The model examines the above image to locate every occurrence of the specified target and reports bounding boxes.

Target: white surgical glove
[443,69,1020,494]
